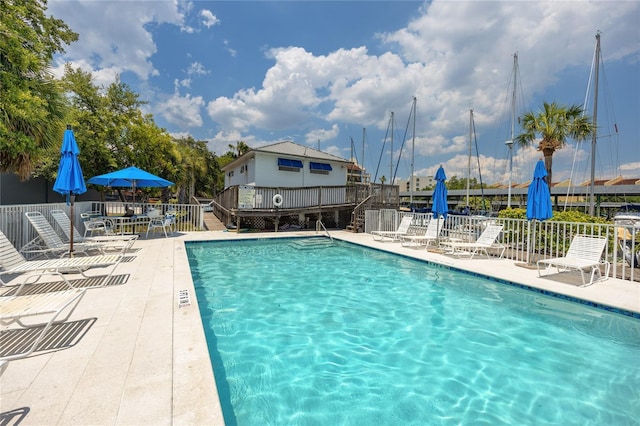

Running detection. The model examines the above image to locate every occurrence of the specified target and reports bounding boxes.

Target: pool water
[186,238,640,425]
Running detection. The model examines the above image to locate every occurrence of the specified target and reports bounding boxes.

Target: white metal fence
[365,209,639,283]
[0,201,205,259]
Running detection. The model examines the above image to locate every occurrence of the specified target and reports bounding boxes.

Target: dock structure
[212,183,399,231]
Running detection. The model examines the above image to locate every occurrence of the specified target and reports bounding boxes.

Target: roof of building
[222,141,352,171]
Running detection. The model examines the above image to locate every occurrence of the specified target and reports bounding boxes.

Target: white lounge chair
[0,288,86,362]
[401,218,444,248]
[371,216,414,242]
[537,235,610,287]
[1,230,123,292]
[22,212,126,257]
[50,210,138,249]
[440,224,505,259]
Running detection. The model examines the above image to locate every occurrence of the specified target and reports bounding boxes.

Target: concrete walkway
[1,230,638,425]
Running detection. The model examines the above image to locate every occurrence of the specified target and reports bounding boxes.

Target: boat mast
[410,97,417,208]
[588,32,600,216]
[466,109,473,207]
[362,127,366,183]
[390,111,394,185]
[506,52,518,208]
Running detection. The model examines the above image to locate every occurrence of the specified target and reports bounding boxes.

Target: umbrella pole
[526,220,531,265]
[70,195,75,258]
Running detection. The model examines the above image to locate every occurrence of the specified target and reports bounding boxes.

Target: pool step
[290,238,333,249]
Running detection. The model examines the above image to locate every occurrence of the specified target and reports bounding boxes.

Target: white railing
[0,201,205,258]
[365,210,638,283]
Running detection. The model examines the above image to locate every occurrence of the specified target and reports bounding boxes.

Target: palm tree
[516,102,594,187]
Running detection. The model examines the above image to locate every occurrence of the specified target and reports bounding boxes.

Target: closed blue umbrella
[432,165,448,242]
[432,165,448,219]
[53,125,87,255]
[527,160,553,221]
[525,159,553,264]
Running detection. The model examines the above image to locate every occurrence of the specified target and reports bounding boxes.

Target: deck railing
[212,183,398,225]
[365,209,638,283]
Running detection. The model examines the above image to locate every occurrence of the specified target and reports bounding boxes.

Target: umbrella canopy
[526,160,553,221]
[87,166,174,188]
[52,126,87,255]
[53,127,87,197]
[432,165,448,219]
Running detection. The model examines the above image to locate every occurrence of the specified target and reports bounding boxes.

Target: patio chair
[146,212,176,238]
[81,212,115,237]
[537,235,610,287]
[440,224,506,259]
[1,230,124,292]
[0,287,86,362]
[50,210,138,250]
[371,215,414,242]
[401,218,444,248]
[22,212,121,257]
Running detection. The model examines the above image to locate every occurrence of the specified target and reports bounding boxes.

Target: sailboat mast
[467,109,472,206]
[507,53,518,208]
[390,111,394,184]
[588,32,600,216]
[410,97,416,208]
[362,127,366,183]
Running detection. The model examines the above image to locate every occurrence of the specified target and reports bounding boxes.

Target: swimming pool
[186,237,640,425]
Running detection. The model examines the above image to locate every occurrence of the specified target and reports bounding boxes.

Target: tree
[0,0,78,179]
[227,141,250,159]
[516,102,594,186]
[174,136,218,200]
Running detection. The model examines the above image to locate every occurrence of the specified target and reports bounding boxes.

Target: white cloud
[200,9,220,28]
[48,0,185,80]
[224,40,237,57]
[305,124,339,145]
[158,92,205,129]
[187,62,209,76]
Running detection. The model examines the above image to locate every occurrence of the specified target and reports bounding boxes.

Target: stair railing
[316,220,333,242]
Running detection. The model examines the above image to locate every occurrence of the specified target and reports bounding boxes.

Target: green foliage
[498,207,527,219]
[0,0,78,179]
[446,176,485,190]
[550,210,608,224]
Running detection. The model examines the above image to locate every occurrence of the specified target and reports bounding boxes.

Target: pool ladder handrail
[316,220,333,242]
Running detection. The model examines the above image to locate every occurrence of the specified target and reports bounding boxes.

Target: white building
[395,175,435,193]
[222,141,352,188]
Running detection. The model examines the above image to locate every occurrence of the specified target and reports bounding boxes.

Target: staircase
[203,212,227,231]
[346,195,373,233]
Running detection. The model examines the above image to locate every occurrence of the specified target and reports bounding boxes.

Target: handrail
[316,219,333,242]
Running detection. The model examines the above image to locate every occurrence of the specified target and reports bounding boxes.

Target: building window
[228,171,234,177]
[309,162,332,175]
[278,158,303,172]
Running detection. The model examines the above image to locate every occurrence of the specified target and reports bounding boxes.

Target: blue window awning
[278,158,303,168]
[309,162,332,171]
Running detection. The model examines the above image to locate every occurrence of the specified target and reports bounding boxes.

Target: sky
[46,0,640,185]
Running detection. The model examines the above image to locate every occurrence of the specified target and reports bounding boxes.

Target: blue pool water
[186,238,640,425]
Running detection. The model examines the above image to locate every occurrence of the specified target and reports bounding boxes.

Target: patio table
[109,215,151,235]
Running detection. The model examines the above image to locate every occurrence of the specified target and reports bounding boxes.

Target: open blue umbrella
[87,166,174,205]
[53,125,87,255]
[525,159,553,263]
[432,165,448,242]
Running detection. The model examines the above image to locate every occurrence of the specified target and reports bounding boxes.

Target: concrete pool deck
[1,230,638,425]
